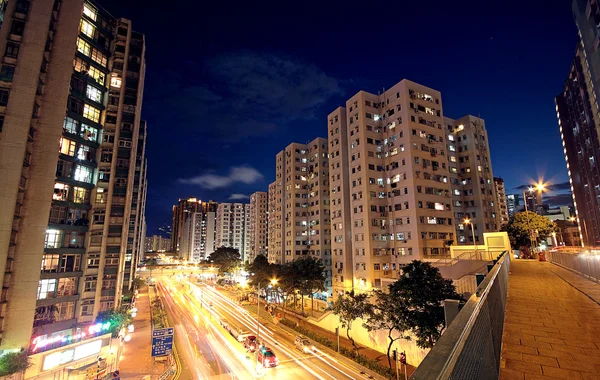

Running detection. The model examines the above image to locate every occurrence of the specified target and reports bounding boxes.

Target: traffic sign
[151,335,173,357]
[152,328,174,337]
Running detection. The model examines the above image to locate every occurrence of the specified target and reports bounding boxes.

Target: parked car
[244,335,258,352]
[294,335,316,354]
[257,347,279,368]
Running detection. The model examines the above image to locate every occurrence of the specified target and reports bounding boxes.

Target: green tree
[208,246,241,275]
[389,261,460,349]
[0,349,31,376]
[132,277,145,290]
[294,257,327,312]
[330,291,373,357]
[96,305,133,337]
[247,254,279,288]
[365,289,410,369]
[278,260,301,309]
[502,211,558,248]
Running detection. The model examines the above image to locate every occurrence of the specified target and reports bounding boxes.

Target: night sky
[100,0,578,234]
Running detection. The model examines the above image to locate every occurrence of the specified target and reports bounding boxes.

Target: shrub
[0,349,31,376]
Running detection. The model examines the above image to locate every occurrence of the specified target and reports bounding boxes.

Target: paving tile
[542,365,584,379]
[521,353,558,367]
[505,359,542,375]
[500,368,525,380]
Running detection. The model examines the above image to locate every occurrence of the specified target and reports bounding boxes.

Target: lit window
[87,66,105,85]
[59,138,77,156]
[63,117,78,134]
[86,85,102,103]
[83,4,97,20]
[83,104,100,122]
[110,74,122,88]
[80,19,94,38]
[37,279,57,299]
[76,37,91,56]
[434,203,445,211]
[77,144,91,160]
[73,187,88,203]
[448,135,454,141]
[74,165,93,183]
[427,217,437,225]
[454,189,461,196]
[477,165,482,172]
[90,48,107,67]
[450,156,456,162]
[80,124,98,142]
[53,183,69,201]
[449,145,456,152]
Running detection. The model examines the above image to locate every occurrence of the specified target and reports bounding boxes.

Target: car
[257,347,279,368]
[294,335,316,354]
[219,319,230,332]
[244,335,258,352]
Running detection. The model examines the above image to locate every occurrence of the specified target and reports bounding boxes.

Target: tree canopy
[208,246,241,274]
[96,305,133,337]
[501,211,558,248]
[388,260,460,349]
[247,254,279,287]
[331,291,372,357]
[0,349,31,376]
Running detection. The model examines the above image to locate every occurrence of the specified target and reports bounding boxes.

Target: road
[155,274,379,380]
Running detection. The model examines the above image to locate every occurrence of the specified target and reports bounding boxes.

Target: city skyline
[94,0,577,232]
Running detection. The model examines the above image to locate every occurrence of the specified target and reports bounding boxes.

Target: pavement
[119,286,167,379]
[500,259,600,380]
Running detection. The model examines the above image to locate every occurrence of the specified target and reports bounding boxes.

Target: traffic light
[392,349,397,361]
[400,352,406,364]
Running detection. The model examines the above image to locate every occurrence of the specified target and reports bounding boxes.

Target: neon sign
[32,322,111,352]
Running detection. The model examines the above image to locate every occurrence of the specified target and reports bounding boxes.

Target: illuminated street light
[464,218,477,253]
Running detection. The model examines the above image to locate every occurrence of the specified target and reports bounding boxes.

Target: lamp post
[464,218,477,253]
[522,182,546,251]
[255,278,278,375]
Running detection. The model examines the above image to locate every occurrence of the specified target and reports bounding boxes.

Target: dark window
[0,65,14,81]
[0,114,4,133]
[16,0,30,13]
[68,96,83,114]
[5,42,19,58]
[0,88,9,106]
[10,20,25,36]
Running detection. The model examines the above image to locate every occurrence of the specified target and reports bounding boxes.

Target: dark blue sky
[101,0,578,234]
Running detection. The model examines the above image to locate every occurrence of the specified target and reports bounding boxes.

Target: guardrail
[548,250,600,283]
[410,251,510,380]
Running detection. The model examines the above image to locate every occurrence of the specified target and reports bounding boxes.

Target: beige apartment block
[267,138,332,290]
[445,116,500,245]
[0,1,147,377]
[248,191,267,263]
[216,202,250,261]
[329,80,457,295]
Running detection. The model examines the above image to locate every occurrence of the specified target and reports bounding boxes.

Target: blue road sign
[151,335,173,357]
[152,328,174,337]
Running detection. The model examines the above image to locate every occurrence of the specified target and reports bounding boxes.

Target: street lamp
[464,218,477,253]
[522,182,547,251]
[254,278,278,374]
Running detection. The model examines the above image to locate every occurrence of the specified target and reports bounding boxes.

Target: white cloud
[229,193,249,200]
[178,165,263,189]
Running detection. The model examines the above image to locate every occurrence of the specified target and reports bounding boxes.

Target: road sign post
[152,328,174,357]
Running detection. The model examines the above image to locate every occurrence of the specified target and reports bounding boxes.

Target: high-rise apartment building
[177,201,217,262]
[0,0,146,376]
[216,203,250,260]
[267,138,332,290]
[248,191,268,262]
[494,177,509,226]
[171,198,216,252]
[506,194,519,217]
[556,44,600,246]
[445,116,499,245]
[328,79,499,295]
[145,235,170,252]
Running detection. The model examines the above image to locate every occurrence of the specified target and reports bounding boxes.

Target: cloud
[543,193,574,206]
[514,181,570,191]
[178,165,263,189]
[228,193,249,200]
[145,52,342,143]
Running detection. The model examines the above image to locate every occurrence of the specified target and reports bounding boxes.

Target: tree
[502,211,558,248]
[0,349,31,376]
[145,258,158,266]
[330,291,373,357]
[365,290,410,369]
[389,261,460,349]
[247,254,279,288]
[132,277,145,290]
[207,246,241,275]
[294,257,327,313]
[96,305,133,337]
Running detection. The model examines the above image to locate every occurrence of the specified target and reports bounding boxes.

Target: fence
[548,250,600,283]
[410,251,510,380]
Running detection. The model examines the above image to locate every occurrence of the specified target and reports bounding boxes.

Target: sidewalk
[120,286,164,379]
[500,259,600,380]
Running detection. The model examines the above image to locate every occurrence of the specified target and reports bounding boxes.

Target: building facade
[267,138,332,290]
[506,194,519,217]
[248,191,268,263]
[170,198,216,252]
[328,79,500,295]
[215,203,250,260]
[0,0,145,377]
[556,44,600,246]
[494,178,509,226]
[177,201,217,262]
[145,235,170,252]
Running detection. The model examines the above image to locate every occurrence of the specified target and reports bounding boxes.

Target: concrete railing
[548,250,600,283]
[410,251,510,380]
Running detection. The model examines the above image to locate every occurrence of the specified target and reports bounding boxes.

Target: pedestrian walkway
[500,259,600,380]
[120,286,161,380]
